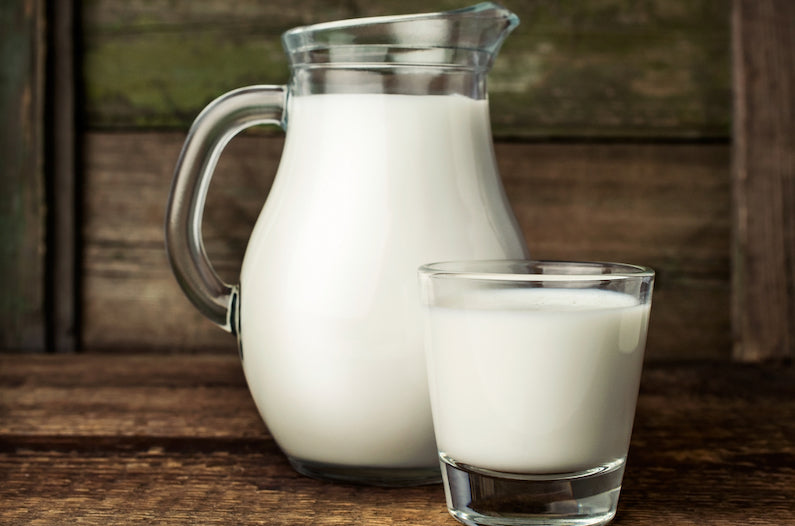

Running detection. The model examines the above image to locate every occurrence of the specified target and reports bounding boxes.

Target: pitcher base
[288,456,442,487]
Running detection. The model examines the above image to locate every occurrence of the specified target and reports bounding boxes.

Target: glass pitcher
[165,2,529,486]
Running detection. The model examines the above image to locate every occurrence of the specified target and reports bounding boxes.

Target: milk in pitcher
[239,93,528,469]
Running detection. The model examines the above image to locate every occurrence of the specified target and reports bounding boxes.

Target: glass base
[288,456,442,487]
[440,454,625,526]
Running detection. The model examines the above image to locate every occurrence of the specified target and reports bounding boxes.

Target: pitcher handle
[165,85,287,334]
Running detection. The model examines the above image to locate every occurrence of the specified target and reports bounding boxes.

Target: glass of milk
[419,260,654,526]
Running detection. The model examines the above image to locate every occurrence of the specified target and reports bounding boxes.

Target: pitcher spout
[283,2,519,72]
[442,2,520,65]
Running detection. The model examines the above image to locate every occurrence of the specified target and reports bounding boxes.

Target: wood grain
[0,353,792,525]
[79,0,731,138]
[80,132,730,358]
[0,354,266,438]
[731,0,795,362]
[0,0,46,351]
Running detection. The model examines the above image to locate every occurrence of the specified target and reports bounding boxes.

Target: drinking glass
[419,260,654,526]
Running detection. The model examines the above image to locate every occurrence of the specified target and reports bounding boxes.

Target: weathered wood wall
[50,0,79,353]
[0,0,46,351]
[17,0,795,361]
[82,0,730,138]
[77,0,735,359]
[731,0,795,362]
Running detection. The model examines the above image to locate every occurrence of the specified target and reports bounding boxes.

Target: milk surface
[425,288,649,474]
[239,93,528,467]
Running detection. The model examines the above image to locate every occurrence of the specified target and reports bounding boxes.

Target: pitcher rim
[281,2,519,70]
[283,2,517,39]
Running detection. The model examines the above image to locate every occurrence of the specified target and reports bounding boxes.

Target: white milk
[425,288,650,474]
[239,93,527,467]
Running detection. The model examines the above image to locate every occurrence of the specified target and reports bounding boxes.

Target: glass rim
[418,259,655,282]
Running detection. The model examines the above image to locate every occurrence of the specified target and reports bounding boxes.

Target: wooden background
[2,0,793,363]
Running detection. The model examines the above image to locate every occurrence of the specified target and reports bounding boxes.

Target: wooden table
[1,353,793,525]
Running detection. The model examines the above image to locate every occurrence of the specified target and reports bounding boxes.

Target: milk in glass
[425,287,650,474]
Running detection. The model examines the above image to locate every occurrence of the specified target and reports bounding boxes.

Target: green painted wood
[81,0,731,138]
[0,0,46,350]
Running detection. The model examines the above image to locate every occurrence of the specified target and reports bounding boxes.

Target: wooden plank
[80,0,731,138]
[0,354,266,438]
[0,354,793,524]
[50,0,78,352]
[80,132,730,359]
[0,0,46,351]
[731,0,795,362]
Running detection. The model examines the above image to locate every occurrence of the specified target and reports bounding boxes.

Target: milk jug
[165,2,529,486]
